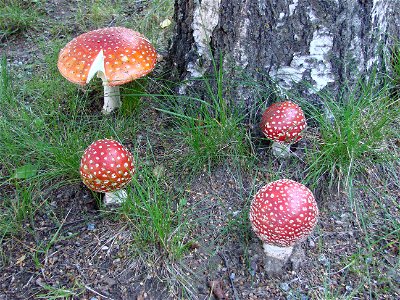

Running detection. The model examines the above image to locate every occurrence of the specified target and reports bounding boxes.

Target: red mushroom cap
[58,27,157,86]
[249,179,318,247]
[260,101,306,144]
[80,139,135,193]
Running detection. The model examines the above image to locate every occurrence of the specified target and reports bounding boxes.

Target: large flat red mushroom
[260,101,307,157]
[58,27,157,114]
[249,179,318,274]
[80,139,135,205]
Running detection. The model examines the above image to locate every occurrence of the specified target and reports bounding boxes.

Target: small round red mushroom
[249,179,318,271]
[260,101,307,143]
[80,139,135,203]
[250,179,318,247]
[58,27,157,113]
[260,101,307,157]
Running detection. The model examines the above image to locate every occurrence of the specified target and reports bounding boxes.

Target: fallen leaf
[160,19,172,28]
[137,290,147,300]
[208,280,226,300]
[16,254,26,265]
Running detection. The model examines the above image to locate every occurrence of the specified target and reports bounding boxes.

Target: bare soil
[2,161,398,299]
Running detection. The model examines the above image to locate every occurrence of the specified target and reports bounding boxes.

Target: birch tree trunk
[170,0,400,105]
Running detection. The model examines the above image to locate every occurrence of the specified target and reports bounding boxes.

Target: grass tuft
[119,152,192,260]
[390,42,400,98]
[156,65,253,175]
[301,75,399,189]
[0,0,43,38]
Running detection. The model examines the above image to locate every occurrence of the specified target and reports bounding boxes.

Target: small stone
[318,254,330,266]
[340,212,350,220]
[232,210,241,216]
[280,282,290,292]
[35,277,43,287]
[103,277,116,286]
[286,294,296,300]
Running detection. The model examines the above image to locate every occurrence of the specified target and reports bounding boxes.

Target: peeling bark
[170,0,400,104]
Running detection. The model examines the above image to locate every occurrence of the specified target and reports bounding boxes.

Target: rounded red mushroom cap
[249,179,318,247]
[80,139,135,193]
[58,27,157,86]
[260,101,307,144]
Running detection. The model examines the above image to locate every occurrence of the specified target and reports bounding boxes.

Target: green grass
[300,75,399,189]
[74,0,124,29]
[71,0,173,50]
[390,42,400,98]
[0,183,35,239]
[132,0,174,49]
[36,282,84,299]
[22,39,78,103]
[0,50,146,175]
[0,0,43,38]
[312,170,400,299]
[155,64,254,175]
[0,0,174,254]
[119,155,192,259]
[349,170,400,297]
[0,53,145,236]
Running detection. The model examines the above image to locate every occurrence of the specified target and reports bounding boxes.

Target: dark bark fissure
[170,0,195,78]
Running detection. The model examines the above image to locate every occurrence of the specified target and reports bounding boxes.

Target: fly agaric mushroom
[58,27,157,114]
[260,101,307,157]
[80,139,135,205]
[249,179,318,274]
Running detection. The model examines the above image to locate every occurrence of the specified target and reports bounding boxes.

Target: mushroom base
[263,244,294,261]
[262,244,294,275]
[103,85,121,114]
[104,189,128,206]
[271,141,291,158]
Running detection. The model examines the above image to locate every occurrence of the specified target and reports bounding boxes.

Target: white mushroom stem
[263,244,294,262]
[103,84,121,114]
[86,50,122,114]
[104,189,128,206]
[271,141,291,158]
